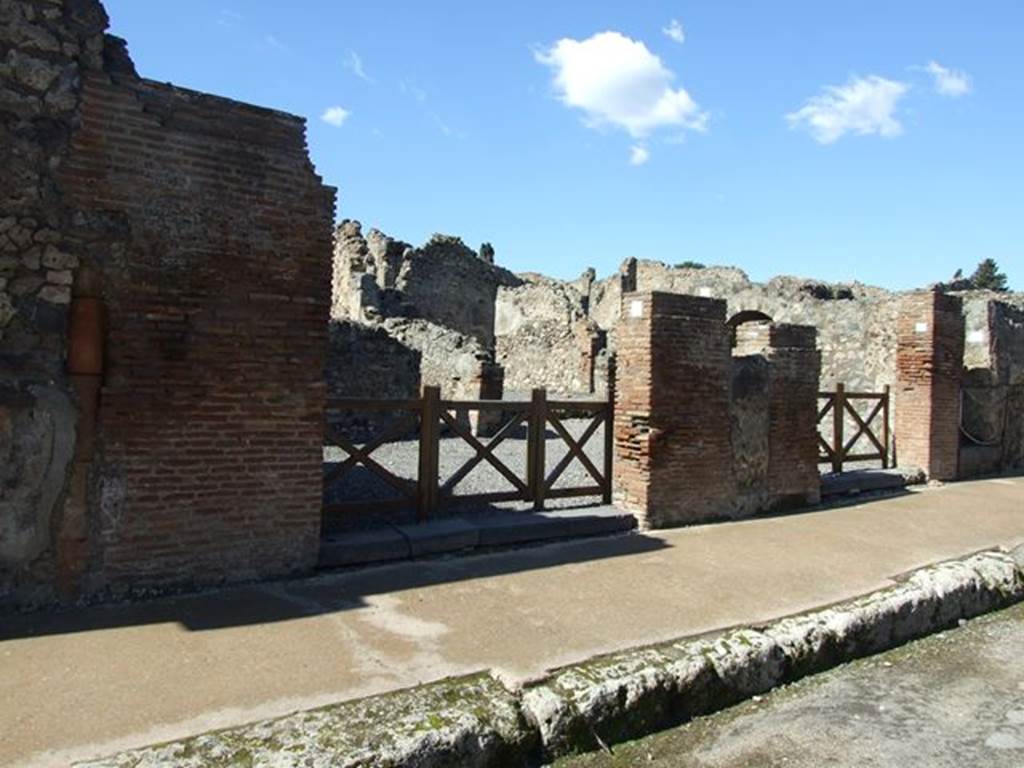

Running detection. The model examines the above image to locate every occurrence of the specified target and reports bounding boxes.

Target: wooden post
[832,383,845,474]
[882,385,891,469]
[418,386,441,522]
[530,388,547,511]
[602,356,616,505]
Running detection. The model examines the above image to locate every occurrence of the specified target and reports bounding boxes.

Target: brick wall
[614,292,737,527]
[731,323,820,514]
[895,291,964,480]
[615,293,822,528]
[54,68,335,593]
[763,325,821,506]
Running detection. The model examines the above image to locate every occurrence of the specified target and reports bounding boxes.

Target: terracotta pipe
[68,297,104,376]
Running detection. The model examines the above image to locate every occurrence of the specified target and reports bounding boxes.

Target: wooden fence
[324,386,614,523]
[818,383,891,473]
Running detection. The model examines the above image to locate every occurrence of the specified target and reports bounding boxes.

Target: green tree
[969,259,1009,292]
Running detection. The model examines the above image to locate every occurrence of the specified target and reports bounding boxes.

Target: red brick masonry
[895,291,964,480]
[58,71,336,592]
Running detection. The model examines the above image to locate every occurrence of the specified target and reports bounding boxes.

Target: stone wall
[960,296,1024,475]
[2,0,335,609]
[494,275,603,396]
[329,221,522,421]
[591,260,900,395]
[330,228,916,408]
[332,220,521,346]
[2,0,111,606]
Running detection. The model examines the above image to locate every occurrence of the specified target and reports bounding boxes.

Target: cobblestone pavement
[556,601,1024,768]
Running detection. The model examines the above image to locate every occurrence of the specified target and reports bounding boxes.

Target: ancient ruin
[2,0,1022,614]
[2,0,335,607]
[332,219,1024,475]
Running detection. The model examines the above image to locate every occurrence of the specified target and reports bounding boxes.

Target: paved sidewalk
[2,476,1022,767]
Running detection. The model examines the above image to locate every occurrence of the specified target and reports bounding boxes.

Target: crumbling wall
[326,321,421,402]
[592,260,899,395]
[1,0,110,606]
[61,70,335,595]
[331,220,521,346]
[329,222,514,411]
[399,234,521,347]
[495,276,603,396]
[960,297,1024,475]
[2,0,335,609]
[730,323,822,515]
[730,355,770,509]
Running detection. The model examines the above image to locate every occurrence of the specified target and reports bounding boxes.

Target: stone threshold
[76,546,1024,767]
[820,466,926,498]
[318,506,638,569]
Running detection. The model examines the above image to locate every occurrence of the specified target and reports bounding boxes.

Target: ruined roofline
[334,224,1019,302]
[105,35,331,174]
[135,76,313,127]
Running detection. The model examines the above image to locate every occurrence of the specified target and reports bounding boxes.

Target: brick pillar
[469,361,505,437]
[613,292,735,527]
[765,324,821,507]
[895,291,964,480]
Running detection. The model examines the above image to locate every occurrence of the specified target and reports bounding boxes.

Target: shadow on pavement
[0,529,668,641]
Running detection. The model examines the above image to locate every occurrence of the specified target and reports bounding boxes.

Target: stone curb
[520,546,1024,760]
[75,546,1024,767]
[75,673,536,768]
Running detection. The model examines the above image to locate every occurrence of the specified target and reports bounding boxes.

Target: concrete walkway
[2,476,1022,768]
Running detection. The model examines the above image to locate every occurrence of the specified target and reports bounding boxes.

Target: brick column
[764,324,821,507]
[895,291,964,480]
[469,361,505,437]
[613,292,735,527]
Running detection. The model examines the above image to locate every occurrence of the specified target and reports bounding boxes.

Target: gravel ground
[323,415,885,529]
[324,417,608,529]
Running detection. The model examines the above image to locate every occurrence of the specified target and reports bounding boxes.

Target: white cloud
[217,9,242,26]
[629,144,650,165]
[786,75,909,144]
[923,60,971,97]
[346,50,373,83]
[321,106,350,127]
[431,113,467,141]
[663,19,685,45]
[399,79,428,103]
[535,31,707,139]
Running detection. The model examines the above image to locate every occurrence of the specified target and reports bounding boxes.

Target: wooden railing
[818,383,891,473]
[324,386,613,523]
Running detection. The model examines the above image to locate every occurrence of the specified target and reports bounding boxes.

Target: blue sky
[104,1,1021,289]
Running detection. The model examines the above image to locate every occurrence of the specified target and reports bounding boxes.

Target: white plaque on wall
[698,286,712,297]
[629,300,644,318]
[914,322,929,333]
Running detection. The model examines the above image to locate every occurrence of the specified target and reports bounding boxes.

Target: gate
[323,386,614,524]
[818,383,891,473]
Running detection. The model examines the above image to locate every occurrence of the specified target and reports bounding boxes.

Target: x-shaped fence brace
[439,408,530,498]
[817,385,890,470]
[324,387,614,519]
[543,410,607,493]
[324,412,419,501]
